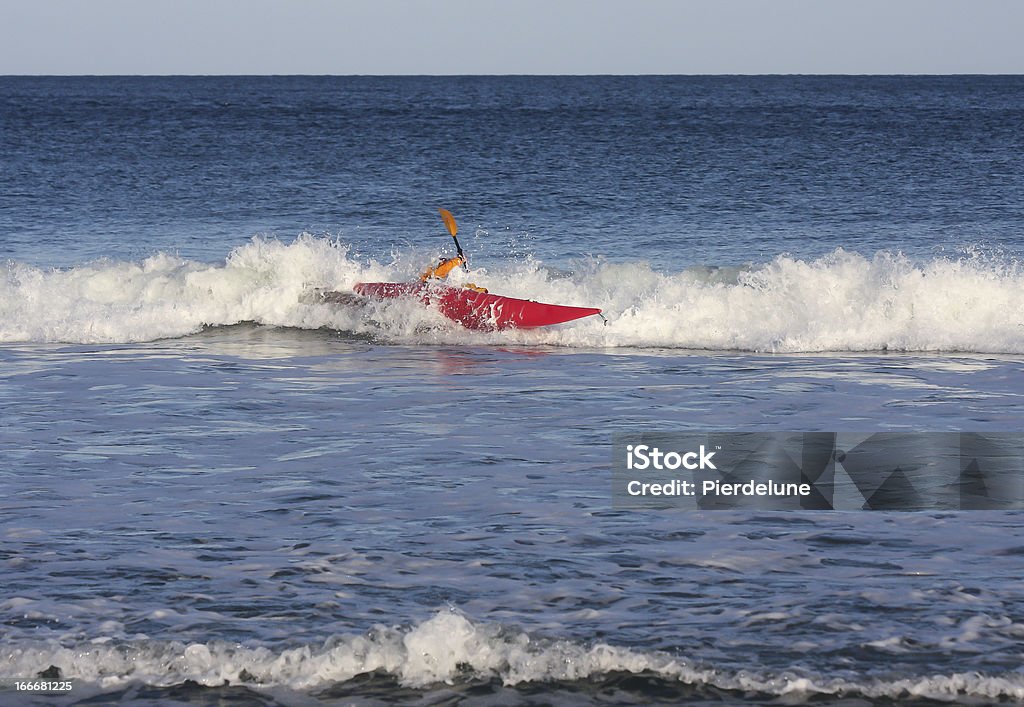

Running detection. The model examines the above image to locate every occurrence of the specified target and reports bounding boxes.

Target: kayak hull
[352,282,601,331]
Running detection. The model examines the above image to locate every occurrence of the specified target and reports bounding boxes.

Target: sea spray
[4,610,1024,701]
[3,236,1024,353]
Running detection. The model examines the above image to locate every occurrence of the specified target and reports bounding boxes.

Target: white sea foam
[4,236,1024,353]
[3,611,1024,701]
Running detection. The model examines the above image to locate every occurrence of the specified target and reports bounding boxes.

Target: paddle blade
[438,208,458,236]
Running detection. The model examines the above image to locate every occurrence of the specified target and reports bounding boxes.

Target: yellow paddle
[438,208,468,268]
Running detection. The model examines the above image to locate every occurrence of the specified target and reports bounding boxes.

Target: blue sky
[3,0,1023,75]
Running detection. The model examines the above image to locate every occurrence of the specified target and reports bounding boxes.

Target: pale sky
[2,0,1023,75]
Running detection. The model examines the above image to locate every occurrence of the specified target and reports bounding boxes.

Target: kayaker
[420,253,488,293]
[421,208,488,291]
[420,254,466,281]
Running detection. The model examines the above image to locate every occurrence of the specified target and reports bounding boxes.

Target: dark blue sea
[3,75,1024,705]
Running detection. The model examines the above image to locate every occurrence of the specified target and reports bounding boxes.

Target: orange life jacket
[420,255,466,281]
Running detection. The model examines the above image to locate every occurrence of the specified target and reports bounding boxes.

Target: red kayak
[352,282,602,331]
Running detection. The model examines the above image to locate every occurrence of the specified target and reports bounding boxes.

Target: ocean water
[3,75,1024,705]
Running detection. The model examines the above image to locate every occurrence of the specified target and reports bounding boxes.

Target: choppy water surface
[4,332,1024,704]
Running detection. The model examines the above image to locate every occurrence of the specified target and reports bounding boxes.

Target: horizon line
[4,72,1024,78]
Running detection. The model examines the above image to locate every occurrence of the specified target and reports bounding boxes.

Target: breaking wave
[3,235,1024,353]
[4,611,1024,703]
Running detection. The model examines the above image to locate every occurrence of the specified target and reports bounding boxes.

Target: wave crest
[3,237,1024,353]
[5,611,1024,702]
